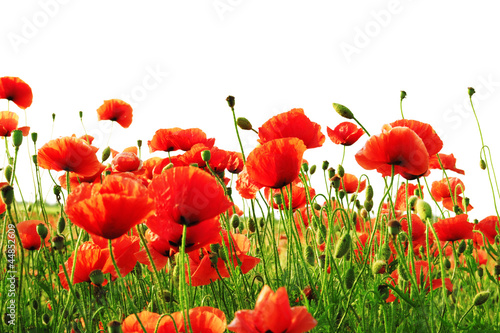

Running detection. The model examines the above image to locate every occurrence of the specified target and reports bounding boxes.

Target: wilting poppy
[37,136,103,177]
[383,119,443,157]
[188,231,260,286]
[146,166,232,253]
[337,173,366,193]
[58,242,110,289]
[327,122,364,146]
[258,108,325,149]
[65,174,154,239]
[428,153,465,175]
[0,111,30,137]
[246,137,307,189]
[17,220,50,250]
[97,99,133,128]
[148,127,215,153]
[434,214,474,242]
[431,177,473,212]
[228,285,317,333]
[264,177,315,210]
[0,76,33,109]
[473,215,500,247]
[355,126,429,180]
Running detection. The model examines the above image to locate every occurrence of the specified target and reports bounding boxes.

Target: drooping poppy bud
[473,291,490,306]
[237,117,252,130]
[334,233,351,259]
[332,103,354,119]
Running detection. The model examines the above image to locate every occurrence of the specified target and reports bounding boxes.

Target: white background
[1,1,500,221]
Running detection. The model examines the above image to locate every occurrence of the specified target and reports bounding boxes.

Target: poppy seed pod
[334,233,351,259]
[473,291,490,306]
[345,267,355,289]
[31,132,38,144]
[226,95,235,108]
[89,269,105,286]
[415,199,432,221]
[137,139,142,148]
[332,103,354,119]
[273,193,283,206]
[309,164,316,175]
[237,117,253,130]
[12,129,23,147]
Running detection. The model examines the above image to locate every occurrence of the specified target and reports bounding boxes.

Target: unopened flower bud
[328,167,336,180]
[209,252,219,266]
[231,214,240,229]
[305,245,315,266]
[42,313,51,325]
[378,284,389,300]
[398,265,410,281]
[468,87,475,97]
[248,218,256,232]
[4,165,12,183]
[89,269,105,286]
[107,320,123,333]
[387,219,401,236]
[444,258,451,270]
[364,200,373,212]
[338,189,346,200]
[137,140,142,148]
[480,159,486,170]
[345,267,355,289]
[32,155,38,165]
[318,254,326,268]
[408,195,419,210]
[36,223,48,240]
[494,264,500,276]
[365,185,373,201]
[400,90,407,100]
[477,267,484,278]
[218,248,227,262]
[458,239,467,254]
[102,147,111,162]
[360,208,368,219]
[52,113,56,121]
[58,217,66,234]
[273,193,282,206]
[463,197,470,209]
[226,95,235,108]
[313,203,322,211]
[334,233,351,259]
[12,129,23,147]
[31,299,39,311]
[453,205,463,215]
[31,132,38,144]
[236,117,252,130]
[415,199,432,220]
[380,243,392,261]
[473,291,490,306]
[372,260,386,274]
[53,185,61,197]
[331,175,340,189]
[332,103,354,119]
[1,185,14,205]
[189,163,198,168]
[201,150,211,162]
[322,160,329,171]
[309,164,316,175]
[258,217,265,228]
[52,235,65,250]
[79,111,83,119]
[337,164,345,177]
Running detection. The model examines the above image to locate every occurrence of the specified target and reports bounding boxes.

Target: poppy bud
[398,265,410,281]
[318,254,326,268]
[372,260,386,274]
[52,235,65,250]
[1,185,14,206]
[309,164,316,175]
[305,245,315,266]
[473,291,490,306]
[415,199,432,220]
[89,269,105,286]
[365,185,373,201]
[364,200,373,212]
[79,111,83,119]
[210,243,220,253]
[345,267,355,289]
[458,239,467,254]
[42,314,51,325]
[107,320,123,333]
[388,219,401,236]
[201,150,211,162]
[4,165,12,183]
[31,132,38,144]
[494,265,500,276]
[58,217,66,234]
[236,117,252,130]
[328,167,336,180]
[463,197,470,209]
[334,233,351,259]
[444,258,451,270]
[189,163,198,168]
[137,140,142,148]
[338,189,346,200]
[408,195,419,210]
[248,218,256,232]
[32,155,38,165]
[378,284,389,300]
[102,147,111,162]
[468,87,475,97]
[273,193,283,206]
[317,231,324,245]
[360,208,368,219]
[400,90,407,100]
[12,129,23,147]
[31,299,39,311]
[209,252,219,266]
[380,243,392,261]
[231,214,240,229]
[337,164,345,177]
[8,157,13,166]
[226,95,235,108]
[36,223,48,240]
[331,175,340,189]
[322,160,329,171]
[453,205,463,215]
[218,248,227,262]
[258,217,265,228]
[479,159,486,170]
[52,113,56,121]
[351,211,358,225]
[477,267,483,278]
[332,103,354,119]
[355,199,361,210]
[53,185,61,197]
[300,162,309,174]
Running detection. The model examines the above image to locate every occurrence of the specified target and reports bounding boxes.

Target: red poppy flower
[65,174,154,239]
[355,126,429,180]
[141,157,163,179]
[264,177,315,210]
[327,122,364,146]
[228,285,317,333]
[148,128,215,153]
[428,153,465,175]
[58,242,110,289]
[58,164,106,190]
[473,215,500,247]
[91,234,140,279]
[112,151,142,172]
[179,143,229,173]
[135,229,172,271]
[37,136,103,177]
[0,76,33,109]
[246,137,307,189]
[146,166,232,253]
[0,111,30,137]
[17,220,50,250]
[235,166,263,199]
[434,214,474,242]
[394,183,422,213]
[258,108,325,149]
[121,311,162,333]
[383,119,443,157]
[338,173,366,193]
[188,231,260,286]
[294,206,328,238]
[97,99,133,128]
[431,177,473,212]
[226,151,244,174]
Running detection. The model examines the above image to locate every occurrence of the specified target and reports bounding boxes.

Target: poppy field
[2,76,500,332]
